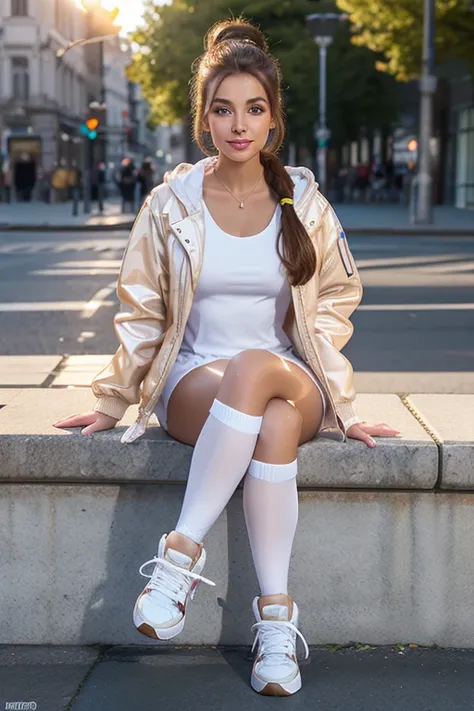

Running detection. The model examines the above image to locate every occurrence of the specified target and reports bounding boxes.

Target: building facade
[0,0,91,197]
[0,0,163,201]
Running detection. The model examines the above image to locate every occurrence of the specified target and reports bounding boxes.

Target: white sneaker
[133,533,215,640]
[251,594,309,696]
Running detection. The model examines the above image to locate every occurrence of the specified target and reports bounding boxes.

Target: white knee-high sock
[175,399,263,544]
[243,458,299,596]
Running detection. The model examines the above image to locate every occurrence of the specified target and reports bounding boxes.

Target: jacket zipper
[132,221,191,427]
[337,230,355,278]
[141,246,190,421]
[296,285,345,436]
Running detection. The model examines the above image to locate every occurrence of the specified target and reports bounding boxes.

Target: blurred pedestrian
[118,157,136,213]
[14,152,36,201]
[138,157,156,199]
[96,161,106,213]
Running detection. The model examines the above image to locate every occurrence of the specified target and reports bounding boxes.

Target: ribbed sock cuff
[210,399,263,434]
[248,458,298,482]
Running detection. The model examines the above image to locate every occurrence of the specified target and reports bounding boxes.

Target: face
[203,73,276,162]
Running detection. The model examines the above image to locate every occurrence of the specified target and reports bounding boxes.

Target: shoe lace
[251,620,309,665]
[139,556,215,603]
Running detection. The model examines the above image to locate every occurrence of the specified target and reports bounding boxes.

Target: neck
[214,152,264,193]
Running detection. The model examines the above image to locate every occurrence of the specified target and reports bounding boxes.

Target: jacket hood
[163,155,318,214]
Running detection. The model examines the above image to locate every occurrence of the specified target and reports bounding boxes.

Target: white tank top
[180,201,296,359]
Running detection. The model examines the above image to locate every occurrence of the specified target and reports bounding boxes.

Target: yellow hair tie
[280,197,294,206]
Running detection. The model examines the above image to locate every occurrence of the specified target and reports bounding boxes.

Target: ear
[269,119,276,130]
[202,116,210,132]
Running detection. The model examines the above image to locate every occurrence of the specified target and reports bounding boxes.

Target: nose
[232,113,247,134]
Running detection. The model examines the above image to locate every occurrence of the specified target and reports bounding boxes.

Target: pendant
[239,202,244,209]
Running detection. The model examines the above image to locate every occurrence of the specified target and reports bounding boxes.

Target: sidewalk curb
[0,221,134,232]
[0,223,472,235]
[348,227,474,237]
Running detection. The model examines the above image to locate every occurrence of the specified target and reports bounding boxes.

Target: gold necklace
[213,167,264,209]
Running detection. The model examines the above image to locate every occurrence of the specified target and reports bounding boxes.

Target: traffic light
[80,117,100,140]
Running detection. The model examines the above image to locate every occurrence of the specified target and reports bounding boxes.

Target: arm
[91,189,169,420]
[313,203,364,431]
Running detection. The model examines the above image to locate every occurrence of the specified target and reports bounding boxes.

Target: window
[12,57,30,101]
[11,0,28,16]
[455,107,474,209]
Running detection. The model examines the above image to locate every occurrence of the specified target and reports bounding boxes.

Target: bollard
[409,175,419,224]
[98,183,104,214]
[72,186,79,216]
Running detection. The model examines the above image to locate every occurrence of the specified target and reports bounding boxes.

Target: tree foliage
[336,0,474,81]
[128,0,398,151]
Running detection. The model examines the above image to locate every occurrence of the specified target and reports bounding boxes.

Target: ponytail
[260,151,317,287]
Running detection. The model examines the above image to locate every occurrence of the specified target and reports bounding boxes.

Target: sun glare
[74,0,145,33]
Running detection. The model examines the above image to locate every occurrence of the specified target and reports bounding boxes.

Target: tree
[336,0,474,81]
[129,0,398,155]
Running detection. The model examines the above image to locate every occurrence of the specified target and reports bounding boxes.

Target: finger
[359,423,401,436]
[53,413,96,428]
[81,422,102,436]
[347,428,376,448]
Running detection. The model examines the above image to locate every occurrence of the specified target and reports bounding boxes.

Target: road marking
[356,253,474,269]
[0,239,127,254]
[80,281,117,318]
[358,303,474,311]
[0,301,115,312]
[30,268,119,276]
[29,259,122,277]
[77,331,96,343]
[416,262,474,274]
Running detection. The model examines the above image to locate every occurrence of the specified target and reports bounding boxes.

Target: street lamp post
[314,35,331,195]
[306,13,347,195]
[414,0,436,224]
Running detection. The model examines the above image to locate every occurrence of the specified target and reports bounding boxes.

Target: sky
[75,0,148,34]
[102,0,145,34]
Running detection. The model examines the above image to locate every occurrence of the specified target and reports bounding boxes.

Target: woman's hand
[53,411,119,436]
[346,421,400,448]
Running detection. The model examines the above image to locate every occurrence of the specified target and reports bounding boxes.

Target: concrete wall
[1,485,474,647]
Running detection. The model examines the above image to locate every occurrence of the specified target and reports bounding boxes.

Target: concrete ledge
[1,390,474,647]
[0,389,438,488]
[409,395,474,489]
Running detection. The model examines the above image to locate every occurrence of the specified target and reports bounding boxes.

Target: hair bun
[205,19,268,53]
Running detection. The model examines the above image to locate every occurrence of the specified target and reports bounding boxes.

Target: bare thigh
[165,353,325,447]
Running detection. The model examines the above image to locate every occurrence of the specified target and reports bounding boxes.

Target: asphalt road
[0,228,473,391]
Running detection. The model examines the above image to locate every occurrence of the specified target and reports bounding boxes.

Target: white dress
[154,201,326,430]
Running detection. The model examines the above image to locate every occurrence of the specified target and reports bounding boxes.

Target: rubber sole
[133,605,185,641]
[251,670,302,696]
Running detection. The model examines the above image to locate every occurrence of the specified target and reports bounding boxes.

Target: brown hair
[189,17,317,286]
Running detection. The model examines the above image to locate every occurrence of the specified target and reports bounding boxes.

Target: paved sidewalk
[334,203,474,235]
[0,199,472,234]
[0,199,134,231]
[1,644,473,710]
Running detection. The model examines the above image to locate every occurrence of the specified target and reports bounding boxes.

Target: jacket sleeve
[90,190,169,420]
[313,203,364,431]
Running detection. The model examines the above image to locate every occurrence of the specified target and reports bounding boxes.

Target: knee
[224,349,279,384]
[259,398,303,442]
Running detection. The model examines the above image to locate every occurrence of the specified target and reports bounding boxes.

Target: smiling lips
[228,140,253,150]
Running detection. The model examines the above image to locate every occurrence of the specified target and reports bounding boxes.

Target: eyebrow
[211,96,268,106]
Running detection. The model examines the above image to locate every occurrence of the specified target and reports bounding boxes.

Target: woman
[54,18,400,697]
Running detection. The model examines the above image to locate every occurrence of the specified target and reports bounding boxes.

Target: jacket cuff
[335,401,364,431]
[93,396,129,421]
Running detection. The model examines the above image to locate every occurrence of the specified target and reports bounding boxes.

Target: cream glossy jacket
[91,156,364,444]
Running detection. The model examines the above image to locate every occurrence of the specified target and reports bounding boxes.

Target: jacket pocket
[337,230,355,277]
